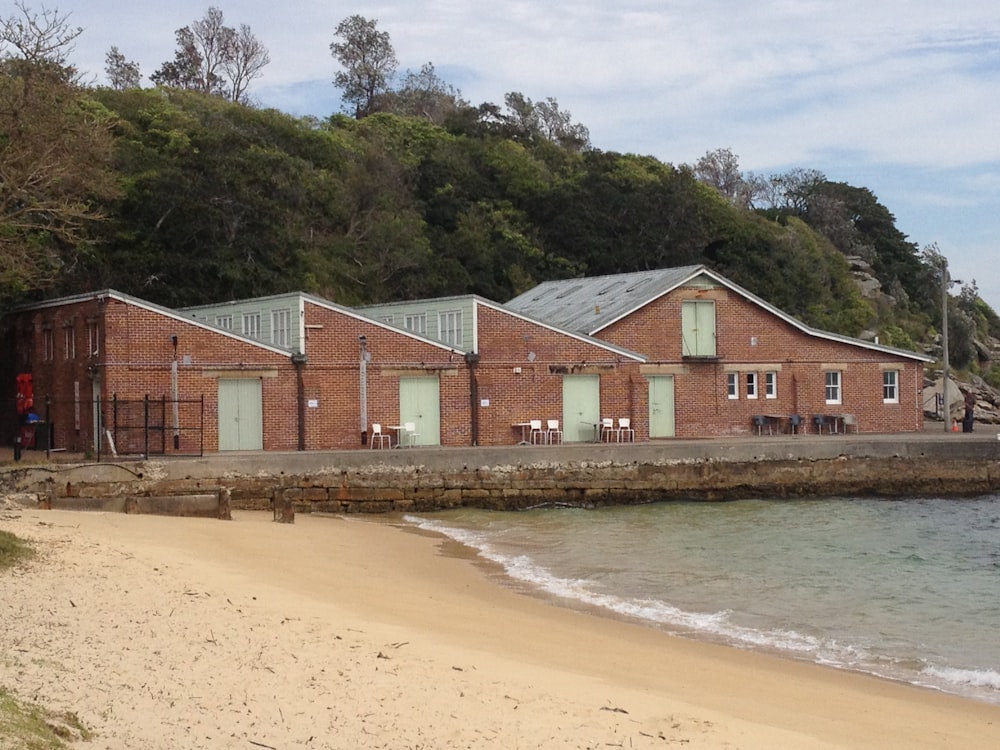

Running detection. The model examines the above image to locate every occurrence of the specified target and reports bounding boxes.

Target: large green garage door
[399,375,440,446]
[218,378,263,451]
[648,375,675,438]
[561,374,600,443]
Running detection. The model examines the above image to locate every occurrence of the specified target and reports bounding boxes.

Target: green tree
[0,9,117,307]
[0,1,80,78]
[330,15,397,118]
[150,7,269,103]
[381,62,466,125]
[104,45,140,90]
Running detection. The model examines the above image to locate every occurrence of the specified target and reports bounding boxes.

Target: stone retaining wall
[10,435,999,517]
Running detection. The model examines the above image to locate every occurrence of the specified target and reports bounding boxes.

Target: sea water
[403,495,1000,704]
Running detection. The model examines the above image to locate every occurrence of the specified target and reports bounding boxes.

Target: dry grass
[0,533,91,749]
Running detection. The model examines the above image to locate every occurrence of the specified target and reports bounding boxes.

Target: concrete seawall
[5,431,1000,517]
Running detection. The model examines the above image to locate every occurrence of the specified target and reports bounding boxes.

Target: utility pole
[941,257,951,433]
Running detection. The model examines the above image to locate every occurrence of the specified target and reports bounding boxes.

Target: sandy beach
[2,506,999,749]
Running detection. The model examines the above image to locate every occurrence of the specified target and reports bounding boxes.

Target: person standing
[962,389,976,432]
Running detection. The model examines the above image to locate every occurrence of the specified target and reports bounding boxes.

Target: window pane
[404,313,426,335]
[439,310,462,346]
[765,371,777,398]
[883,370,898,402]
[272,309,290,347]
[243,313,261,339]
[825,371,841,403]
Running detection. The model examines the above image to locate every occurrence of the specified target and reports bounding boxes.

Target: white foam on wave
[922,666,1000,692]
[404,515,1000,704]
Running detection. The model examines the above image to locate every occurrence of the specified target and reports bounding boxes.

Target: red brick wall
[300,302,471,449]
[598,286,925,436]
[7,296,297,453]
[474,306,646,445]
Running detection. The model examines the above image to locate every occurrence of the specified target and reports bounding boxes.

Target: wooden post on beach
[217,487,232,520]
[272,488,295,524]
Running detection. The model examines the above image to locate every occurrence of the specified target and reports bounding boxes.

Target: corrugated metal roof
[505,266,933,363]
[505,265,705,335]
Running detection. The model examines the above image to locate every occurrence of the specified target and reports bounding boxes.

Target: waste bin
[18,422,50,449]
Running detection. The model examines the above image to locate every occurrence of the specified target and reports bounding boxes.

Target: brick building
[358,295,646,445]
[1,291,474,454]
[505,265,931,437]
[181,291,475,449]
[2,290,294,455]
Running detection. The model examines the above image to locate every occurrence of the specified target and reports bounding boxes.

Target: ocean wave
[922,665,1000,692]
[405,514,865,665]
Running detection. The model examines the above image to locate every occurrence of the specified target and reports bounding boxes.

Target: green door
[648,375,675,438]
[399,376,440,446]
[561,375,600,443]
[218,378,263,451]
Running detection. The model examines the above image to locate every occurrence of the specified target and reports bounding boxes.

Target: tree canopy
[1,8,996,373]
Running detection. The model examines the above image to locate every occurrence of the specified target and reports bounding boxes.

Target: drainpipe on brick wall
[359,336,369,446]
[465,352,480,446]
[292,352,308,451]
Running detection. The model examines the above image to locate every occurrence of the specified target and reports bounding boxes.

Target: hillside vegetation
[2,48,998,387]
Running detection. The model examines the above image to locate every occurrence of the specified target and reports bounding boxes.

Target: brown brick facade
[598,286,924,436]
[473,306,644,445]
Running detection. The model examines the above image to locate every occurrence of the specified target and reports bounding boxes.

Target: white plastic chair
[617,417,634,442]
[841,414,859,434]
[370,423,391,449]
[600,417,617,442]
[545,419,562,445]
[403,421,419,447]
[529,419,544,444]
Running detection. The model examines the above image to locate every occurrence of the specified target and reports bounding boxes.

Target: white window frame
[404,313,426,335]
[883,370,899,403]
[746,372,758,400]
[215,314,233,330]
[825,371,842,404]
[63,326,75,360]
[242,312,261,339]
[88,323,99,357]
[439,310,462,347]
[726,372,739,400]
[43,329,54,362]
[271,308,290,347]
[764,371,777,399]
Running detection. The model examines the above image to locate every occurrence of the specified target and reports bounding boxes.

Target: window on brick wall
[746,372,758,399]
[43,329,54,362]
[63,326,75,360]
[272,309,290,347]
[243,312,261,339]
[439,310,462,346]
[883,370,899,403]
[765,371,777,398]
[681,300,716,357]
[88,323,99,357]
[726,372,739,399]
[825,371,842,404]
[404,313,426,335]
[215,314,233,330]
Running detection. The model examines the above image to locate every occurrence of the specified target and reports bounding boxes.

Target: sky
[57,1,1000,311]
